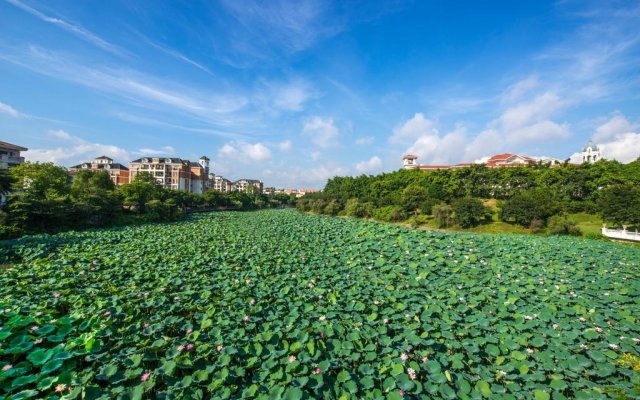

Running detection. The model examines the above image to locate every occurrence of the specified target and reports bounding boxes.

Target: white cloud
[278,140,292,152]
[303,117,339,148]
[311,151,321,161]
[390,113,437,144]
[24,130,131,165]
[218,141,272,162]
[600,133,640,163]
[497,92,565,132]
[355,156,383,173]
[406,125,469,165]
[0,101,21,118]
[593,113,637,142]
[355,136,374,145]
[272,80,313,111]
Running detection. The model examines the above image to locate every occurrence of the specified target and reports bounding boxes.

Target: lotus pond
[1,209,639,399]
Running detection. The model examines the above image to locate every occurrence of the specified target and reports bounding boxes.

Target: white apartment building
[0,141,27,169]
[128,156,210,193]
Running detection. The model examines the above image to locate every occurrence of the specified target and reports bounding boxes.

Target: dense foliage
[0,162,295,239]
[1,210,639,399]
[298,159,640,231]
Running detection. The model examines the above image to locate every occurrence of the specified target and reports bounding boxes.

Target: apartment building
[233,179,263,193]
[69,156,130,185]
[213,176,233,192]
[129,156,210,193]
[0,141,27,169]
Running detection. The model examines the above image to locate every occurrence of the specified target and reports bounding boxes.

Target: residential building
[263,187,275,195]
[0,141,27,169]
[485,153,536,167]
[233,179,263,193]
[581,140,601,163]
[128,156,211,193]
[213,176,233,192]
[402,155,473,170]
[69,156,130,185]
[296,189,319,198]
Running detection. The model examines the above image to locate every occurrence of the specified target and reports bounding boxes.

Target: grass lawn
[568,212,603,236]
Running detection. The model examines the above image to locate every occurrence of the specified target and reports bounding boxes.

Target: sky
[0,0,639,188]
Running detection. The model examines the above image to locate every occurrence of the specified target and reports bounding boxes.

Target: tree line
[297,158,640,234]
[0,162,296,239]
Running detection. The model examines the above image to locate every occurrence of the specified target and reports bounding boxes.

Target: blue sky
[1,0,639,188]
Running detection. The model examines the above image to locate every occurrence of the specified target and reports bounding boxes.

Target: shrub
[373,206,407,222]
[452,197,491,228]
[598,184,640,226]
[344,199,374,218]
[547,215,582,236]
[323,199,343,216]
[433,203,455,228]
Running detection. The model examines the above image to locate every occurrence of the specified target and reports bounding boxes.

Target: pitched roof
[0,141,28,151]
[403,154,418,159]
[418,165,450,170]
[130,157,184,164]
[94,155,113,160]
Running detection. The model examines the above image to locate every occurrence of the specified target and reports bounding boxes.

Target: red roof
[403,154,418,159]
[487,153,516,162]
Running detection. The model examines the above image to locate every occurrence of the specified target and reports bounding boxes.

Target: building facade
[582,140,601,163]
[233,179,264,193]
[0,141,27,169]
[213,176,233,192]
[69,156,130,185]
[128,156,211,193]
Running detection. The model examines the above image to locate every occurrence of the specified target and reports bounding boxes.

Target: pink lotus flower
[399,390,405,396]
[53,293,60,298]
[186,328,193,334]
[407,367,416,380]
[31,325,39,331]
[400,353,408,362]
[55,383,66,392]
[313,368,321,374]
[103,311,111,316]
[141,372,151,382]
[2,364,12,371]
[243,315,250,323]
[216,345,223,352]
[50,319,57,324]
[34,338,43,344]
[177,345,185,352]
[288,355,296,363]
[3,308,10,313]
[186,343,194,351]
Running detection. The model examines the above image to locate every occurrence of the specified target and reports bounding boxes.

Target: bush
[344,199,374,218]
[323,199,343,216]
[433,203,455,228]
[373,206,407,222]
[598,184,640,226]
[500,189,562,226]
[452,197,491,228]
[547,215,582,236]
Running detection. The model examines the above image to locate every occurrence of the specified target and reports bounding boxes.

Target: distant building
[263,187,275,195]
[69,156,130,185]
[296,188,319,198]
[581,140,601,163]
[0,141,27,169]
[485,153,536,167]
[213,176,233,192]
[128,156,211,193]
[402,155,473,170]
[233,179,263,193]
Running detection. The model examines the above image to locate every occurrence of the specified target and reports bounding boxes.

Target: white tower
[581,140,601,163]
[402,154,418,169]
[199,156,210,171]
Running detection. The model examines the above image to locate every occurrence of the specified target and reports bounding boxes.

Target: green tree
[598,184,640,226]
[433,203,455,228]
[7,162,74,232]
[499,188,562,227]
[70,170,122,226]
[453,197,491,228]
[119,172,163,214]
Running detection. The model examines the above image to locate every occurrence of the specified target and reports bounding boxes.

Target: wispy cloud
[0,45,255,134]
[0,101,22,118]
[355,156,382,173]
[4,0,126,56]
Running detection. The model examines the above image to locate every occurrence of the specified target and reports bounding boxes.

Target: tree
[499,188,562,227]
[119,172,163,214]
[400,185,435,215]
[598,184,640,226]
[7,162,74,232]
[453,197,491,228]
[433,203,455,228]
[70,170,122,226]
